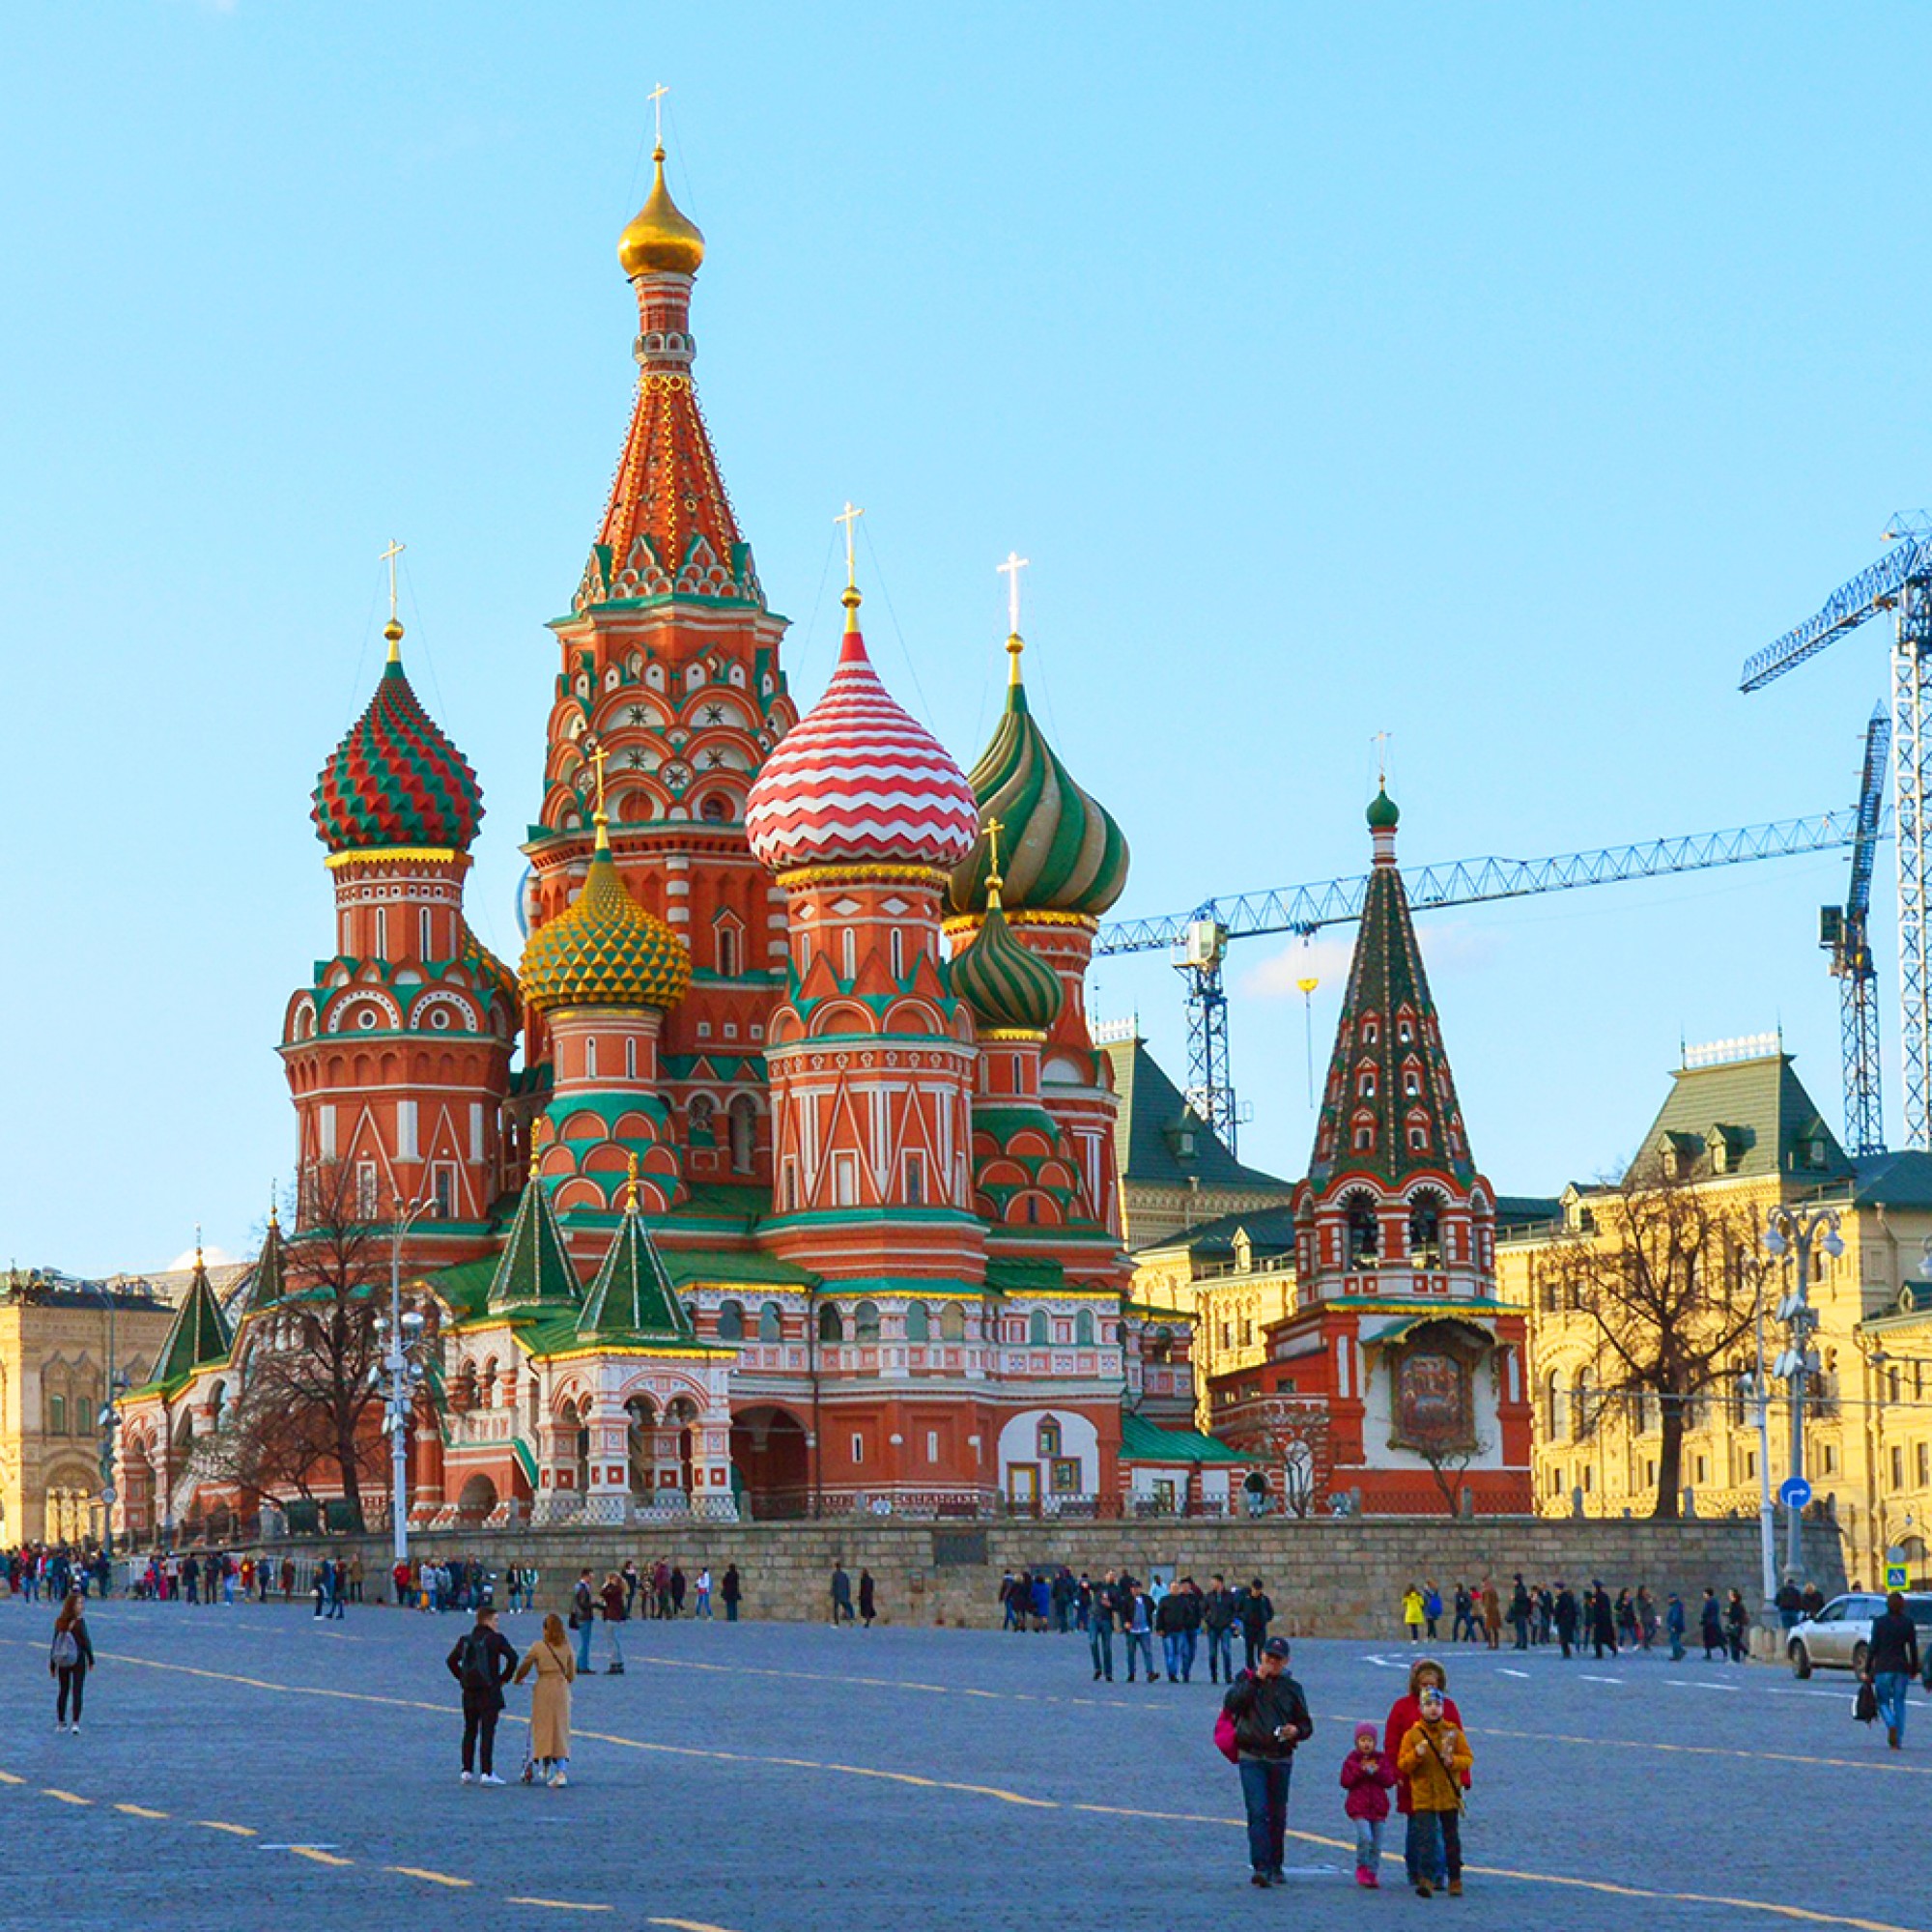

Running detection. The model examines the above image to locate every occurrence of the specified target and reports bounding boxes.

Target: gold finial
[1373,728,1390,790]
[626,1151,640,1214]
[528,1118,550,1183]
[268,1183,279,1230]
[381,539,407,661]
[647,81,668,148]
[194,1223,204,1269]
[984,814,1006,908]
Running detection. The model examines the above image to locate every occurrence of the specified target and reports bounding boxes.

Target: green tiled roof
[1132,1202,1298,1261]
[578,1204,694,1345]
[238,1215,289,1317]
[152,1259,234,1387]
[1630,1052,1850,1186]
[1097,1035,1293,1194]
[660,1248,813,1289]
[486,1179,581,1313]
[985,1257,1065,1294]
[1120,1413,1249,1464]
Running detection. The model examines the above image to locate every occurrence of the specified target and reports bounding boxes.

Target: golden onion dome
[519,820,692,1015]
[617,147,706,278]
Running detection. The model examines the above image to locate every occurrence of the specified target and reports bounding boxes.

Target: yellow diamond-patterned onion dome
[519,834,692,1015]
[618,147,706,278]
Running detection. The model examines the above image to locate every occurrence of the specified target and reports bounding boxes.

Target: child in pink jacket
[1340,1720,1399,1887]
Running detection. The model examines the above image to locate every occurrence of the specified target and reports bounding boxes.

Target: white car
[1786,1591,1932,1679]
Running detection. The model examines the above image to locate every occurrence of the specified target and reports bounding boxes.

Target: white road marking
[1579,1675,1624,1685]
[1499,1668,1531,1678]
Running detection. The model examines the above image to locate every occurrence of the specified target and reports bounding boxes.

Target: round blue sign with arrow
[1779,1476,1813,1511]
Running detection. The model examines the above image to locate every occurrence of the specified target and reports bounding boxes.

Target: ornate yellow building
[0,1270,180,1546]
[1498,1040,1932,1590]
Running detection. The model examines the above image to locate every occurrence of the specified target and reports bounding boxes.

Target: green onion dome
[951,882,1064,1034]
[948,636,1129,918]
[313,621,484,853]
[519,819,691,1015]
[1367,786,1401,831]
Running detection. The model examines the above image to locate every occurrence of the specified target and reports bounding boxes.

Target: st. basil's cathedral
[115,138,1532,1539]
[115,142,1236,1536]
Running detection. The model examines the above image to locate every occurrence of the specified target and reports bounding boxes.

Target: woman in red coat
[1383,1657,1467,1890]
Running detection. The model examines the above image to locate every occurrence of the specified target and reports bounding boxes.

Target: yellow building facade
[1498,1044,1932,1590]
[0,1273,180,1547]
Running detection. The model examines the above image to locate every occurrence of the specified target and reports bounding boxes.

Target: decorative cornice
[778,863,952,892]
[325,846,466,871]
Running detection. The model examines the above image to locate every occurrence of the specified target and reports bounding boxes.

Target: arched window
[1345,1193,1379,1265]
[1545,1369,1566,1440]
[715,1299,745,1343]
[716,923,740,976]
[1573,1366,1594,1439]
[688,1094,716,1146]
[854,1300,881,1343]
[1028,1309,1049,1347]
[1407,1190,1443,1268]
[481,1356,498,1407]
[905,1302,930,1343]
[1075,1308,1095,1347]
[758,1300,783,1342]
[939,1302,966,1343]
[728,1094,757,1175]
[1149,1325,1174,1364]
[1037,1415,1063,1458]
[817,1302,844,1344]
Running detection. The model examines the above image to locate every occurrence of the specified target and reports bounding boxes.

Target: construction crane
[1096,809,1860,1157]
[1740,514,1932,1149]
[1819,707,1889,1155]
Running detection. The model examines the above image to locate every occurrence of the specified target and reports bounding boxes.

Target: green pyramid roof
[240,1212,289,1317]
[154,1255,235,1385]
[578,1199,695,1345]
[486,1177,582,1313]
[1307,795,1479,1193]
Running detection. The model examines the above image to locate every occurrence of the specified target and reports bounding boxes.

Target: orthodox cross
[647,82,669,148]
[1373,728,1391,789]
[997,551,1029,636]
[984,813,1006,889]
[587,739,611,814]
[380,539,406,623]
[835,501,865,589]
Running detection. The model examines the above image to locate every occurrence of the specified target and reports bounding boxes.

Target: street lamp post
[377,1196,434,1568]
[1736,1259,1777,1611]
[1763,1203,1846,1579]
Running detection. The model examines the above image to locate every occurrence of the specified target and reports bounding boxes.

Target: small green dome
[1367,787,1400,831]
[952,899,1063,1034]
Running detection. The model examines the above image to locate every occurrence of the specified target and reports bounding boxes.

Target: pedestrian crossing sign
[1885,1546,1909,1591]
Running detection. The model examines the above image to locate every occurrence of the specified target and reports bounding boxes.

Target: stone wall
[264,1515,1844,1638]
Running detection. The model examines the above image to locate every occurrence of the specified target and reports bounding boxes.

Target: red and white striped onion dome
[747,588,978,871]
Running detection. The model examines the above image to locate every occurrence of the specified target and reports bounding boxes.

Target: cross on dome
[836,501,865,591]
[997,551,1029,637]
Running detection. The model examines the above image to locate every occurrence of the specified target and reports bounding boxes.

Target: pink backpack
[1213,1705,1240,1764]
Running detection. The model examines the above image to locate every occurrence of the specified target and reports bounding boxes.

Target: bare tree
[1217,1396,1330,1519]
[195,1163,390,1526]
[1536,1156,1763,1519]
[1417,1433,1492,1517]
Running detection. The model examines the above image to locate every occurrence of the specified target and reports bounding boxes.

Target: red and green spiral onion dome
[951,883,1065,1034]
[312,622,485,854]
[747,588,979,872]
[519,820,692,1014]
[947,636,1128,917]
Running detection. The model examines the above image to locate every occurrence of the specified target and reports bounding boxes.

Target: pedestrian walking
[1222,1636,1313,1889]
[279,1556,295,1602]
[1699,1588,1724,1660]
[1479,1580,1501,1649]
[571,1570,596,1673]
[1397,1685,1472,1897]
[48,1592,95,1734]
[1863,1590,1921,1749]
[1553,1582,1579,1659]
[722,1563,742,1622]
[1124,1581,1159,1683]
[1401,1585,1425,1643]
[1451,1583,1475,1644]
[1203,1574,1237,1684]
[670,1565,687,1617]
[1237,1577,1274,1672]
[1665,1592,1687,1661]
[1340,1719,1397,1889]
[600,1572,628,1674]
[1422,1581,1442,1640]
[1156,1582,1193,1682]
[1724,1589,1749,1663]
[620,1559,639,1618]
[1775,1577,1803,1631]
[447,1605,518,1784]
[1589,1581,1617,1660]
[695,1566,713,1618]
[858,1568,877,1627]
[1508,1574,1532,1650]
[830,1563,855,1626]
[1382,1657,1466,1892]
[513,1612,578,1786]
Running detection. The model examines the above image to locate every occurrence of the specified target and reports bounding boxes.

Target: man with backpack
[446,1605,519,1785]
[1221,1635,1314,1888]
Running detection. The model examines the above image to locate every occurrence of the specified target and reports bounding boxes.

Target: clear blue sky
[3,3,1925,1272]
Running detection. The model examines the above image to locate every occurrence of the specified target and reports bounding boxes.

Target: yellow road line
[194,1820,257,1836]
[41,1788,90,1805]
[0,1771,25,1785]
[508,1900,614,1914]
[388,1865,473,1888]
[649,1918,746,1931]
[115,1803,169,1819]
[289,1846,354,1866]
[1476,1724,1932,1777]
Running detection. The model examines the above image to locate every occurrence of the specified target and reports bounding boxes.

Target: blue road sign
[1779,1476,1813,1511]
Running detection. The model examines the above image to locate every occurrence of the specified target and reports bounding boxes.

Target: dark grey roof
[1850,1150,1932,1209]
[1099,1035,1292,1194]
[1132,1202,1299,1261]
[1494,1195,1563,1235]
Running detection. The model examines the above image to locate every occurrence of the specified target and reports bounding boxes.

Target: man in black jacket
[1155,1584,1193,1683]
[1222,1636,1314,1888]
[447,1605,518,1784]
[1088,1570,1119,1682]
[1553,1582,1580,1660]
[1865,1591,1921,1748]
[1237,1578,1274,1673]
[1203,1575,1239,1683]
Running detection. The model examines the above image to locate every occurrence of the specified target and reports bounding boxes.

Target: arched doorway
[457,1474,498,1523]
[625,1396,658,1501]
[666,1395,700,1499]
[729,1405,809,1519]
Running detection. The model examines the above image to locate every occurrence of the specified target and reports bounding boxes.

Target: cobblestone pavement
[1,1595,1925,1931]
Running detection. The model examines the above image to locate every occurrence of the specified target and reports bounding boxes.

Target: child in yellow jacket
[1397,1685,1473,1896]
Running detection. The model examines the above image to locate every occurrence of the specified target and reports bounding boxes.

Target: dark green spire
[240,1209,288,1318]
[154,1250,234,1386]
[486,1175,581,1312]
[578,1190,694,1344]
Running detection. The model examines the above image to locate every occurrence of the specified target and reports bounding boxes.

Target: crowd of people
[5,1543,111,1601]
[1395,1575,1757,1661]
[992,1566,1280,1682]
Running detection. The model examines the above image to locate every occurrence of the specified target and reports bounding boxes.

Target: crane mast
[1822,707,1889,1155]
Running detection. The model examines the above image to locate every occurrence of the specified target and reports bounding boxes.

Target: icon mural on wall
[1395,1350,1472,1450]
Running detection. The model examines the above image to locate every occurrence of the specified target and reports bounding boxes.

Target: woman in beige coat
[513,1611,577,1786]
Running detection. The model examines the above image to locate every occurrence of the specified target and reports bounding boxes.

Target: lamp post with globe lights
[1763,1203,1845,1577]
[376,1195,436,1567]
